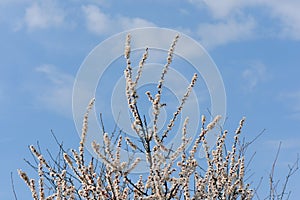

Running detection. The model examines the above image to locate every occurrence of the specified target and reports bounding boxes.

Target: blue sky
[1,0,300,199]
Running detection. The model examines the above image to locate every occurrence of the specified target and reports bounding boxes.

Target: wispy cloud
[24,0,65,30]
[189,0,300,43]
[266,1,300,40]
[241,61,268,91]
[187,1,256,48]
[279,90,300,120]
[82,4,156,35]
[201,0,245,19]
[35,65,74,117]
[197,18,256,48]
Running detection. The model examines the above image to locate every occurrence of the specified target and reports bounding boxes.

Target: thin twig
[269,142,282,200]
[279,153,299,200]
[11,172,18,200]
[99,113,106,134]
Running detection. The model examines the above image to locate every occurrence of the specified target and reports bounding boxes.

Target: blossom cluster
[19,34,253,200]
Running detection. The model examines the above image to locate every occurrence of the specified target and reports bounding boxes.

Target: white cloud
[81,5,111,35]
[266,1,300,40]
[197,18,256,48]
[119,17,156,31]
[24,1,65,30]
[189,0,300,41]
[188,0,250,19]
[188,1,257,48]
[242,62,267,91]
[35,65,74,117]
[82,4,156,35]
[202,0,245,19]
